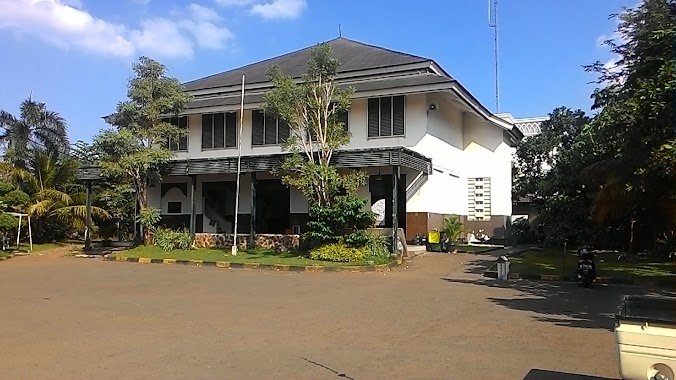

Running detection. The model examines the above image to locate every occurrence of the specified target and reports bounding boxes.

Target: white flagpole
[232,75,246,255]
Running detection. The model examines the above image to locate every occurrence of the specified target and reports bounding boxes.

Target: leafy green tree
[513,107,594,245]
[264,43,363,207]
[93,56,190,244]
[583,0,675,250]
[0,98,69,167]
[263,43,376,250]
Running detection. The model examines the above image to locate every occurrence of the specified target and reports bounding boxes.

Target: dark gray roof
[183,37,432,91]
[186,74,454,110]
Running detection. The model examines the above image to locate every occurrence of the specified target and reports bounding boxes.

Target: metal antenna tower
[489,0,500,112]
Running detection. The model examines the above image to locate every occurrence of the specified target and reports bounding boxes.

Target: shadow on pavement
[462,251,506,274]
[523,369,618,379]
[441,277,674,330]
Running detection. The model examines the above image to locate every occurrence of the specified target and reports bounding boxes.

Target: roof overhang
[77,147,432,180]
[448,83,523,146]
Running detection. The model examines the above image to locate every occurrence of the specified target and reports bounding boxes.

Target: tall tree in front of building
[264,44,375,249]
[93,57,191,244]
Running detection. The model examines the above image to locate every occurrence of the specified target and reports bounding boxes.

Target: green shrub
[304,194,375,249]
[1,190,30,210]
[138,207,161,231]
[0,181,15,196]
[153,228,192,251]
[441,214,463,243]
[365,234,389,258]
[309,243,369,262]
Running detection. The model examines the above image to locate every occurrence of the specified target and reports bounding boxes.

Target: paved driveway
[0,251,671,379]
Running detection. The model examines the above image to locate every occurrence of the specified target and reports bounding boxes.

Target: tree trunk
[137,183,151,246]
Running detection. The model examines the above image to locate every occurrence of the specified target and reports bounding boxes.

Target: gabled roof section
[183,37,435,91]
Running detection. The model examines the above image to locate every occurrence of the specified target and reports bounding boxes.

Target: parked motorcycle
[577,247,596,287]
[412,233,427,246]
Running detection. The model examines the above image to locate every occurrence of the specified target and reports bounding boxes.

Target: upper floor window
[367,95,405,138]
[202,112,237,149]
[336,107,349,132]
[252,110,289,146]
[310,107,349,141]
[162,116,188,151]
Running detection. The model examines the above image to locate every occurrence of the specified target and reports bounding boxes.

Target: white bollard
[497,255,510,280]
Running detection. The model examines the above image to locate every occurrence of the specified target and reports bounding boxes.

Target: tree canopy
[94,56,191,242]
[515,0,675,252]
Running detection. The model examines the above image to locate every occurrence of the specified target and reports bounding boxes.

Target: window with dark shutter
[252,110,265,146]
[225,112,236,147]
[367,98,380,137]
[278,119,290,143]
[178,116,188,150]
[392,96,405,136]
[201,112,236,149]
[264,113,276,145]
[201,114,213,149]
[252,110,288,145]
[379,97,392,137]
[163,116,188,151]
[367,96,405,138]
[337,109,349,132]
[213,113,225,148]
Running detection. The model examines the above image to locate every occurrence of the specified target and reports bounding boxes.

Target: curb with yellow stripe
[103,254,402,273]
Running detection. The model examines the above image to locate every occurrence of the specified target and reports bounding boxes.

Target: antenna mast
[489,0,500,112]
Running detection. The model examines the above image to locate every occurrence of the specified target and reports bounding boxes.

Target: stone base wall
[193,233,300,251]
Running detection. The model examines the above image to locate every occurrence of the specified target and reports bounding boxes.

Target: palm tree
[0,97,68,167]
[27,188,109,232]
[12,153,109,241]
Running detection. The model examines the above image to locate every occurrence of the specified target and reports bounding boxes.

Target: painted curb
[482,270,675,288]
[103,254,401,273]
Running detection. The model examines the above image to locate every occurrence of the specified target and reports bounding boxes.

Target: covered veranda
[78,147,432,251]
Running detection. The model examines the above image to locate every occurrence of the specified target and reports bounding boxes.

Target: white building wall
[154,91,515,223]
[174,93,430,160]
[406,93,466,216]
[462,113,513,217]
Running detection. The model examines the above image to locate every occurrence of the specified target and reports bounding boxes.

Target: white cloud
[0,0,234,59]
[188,3,221,22]
[214,0,253,6]
[250,0,306,20]
[129,18,194,58]
[180,20,234,49]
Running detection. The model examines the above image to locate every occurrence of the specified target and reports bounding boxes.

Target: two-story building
[81,37,523,246]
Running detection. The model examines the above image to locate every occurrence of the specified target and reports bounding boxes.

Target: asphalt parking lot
[1,251,670,379]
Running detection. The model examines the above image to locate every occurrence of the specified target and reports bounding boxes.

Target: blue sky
[0,0,635,143]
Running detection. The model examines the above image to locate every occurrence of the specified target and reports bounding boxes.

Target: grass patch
[1,242,75,254]
[114,246,392,267]
[508,249,676,279]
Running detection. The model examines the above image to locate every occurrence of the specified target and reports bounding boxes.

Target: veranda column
[189,175,197,238]
[84,179,93,251]
[250,171,257,248]
[392,165,400,254]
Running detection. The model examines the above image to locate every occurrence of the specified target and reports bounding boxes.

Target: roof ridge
[183,37,431,87]
[183,40,325,86]
[333,36,431,63]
